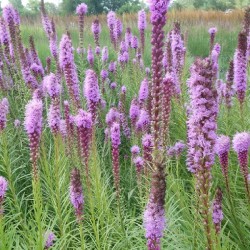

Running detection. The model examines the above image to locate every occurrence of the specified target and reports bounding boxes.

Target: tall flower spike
[83,69,100,123]
[234,32,248,106]
[225,60,235,109]
[43,73,61,100]
[76,3,87,51]
[74,109,92,187]
[215,135,230,192]
[129,98,140,128]
[91,19,101,46]
[232,132,250,199]
[143,1,170,249]
[101,46,108,63]
[107,11,116,49]
[212,188,223,235]
[138,9,147,53]
[0,98,9,132]
[208,27,217,52]
[87,45,94,67]
[138,78,149,107]
[186,57,218,249]
[70,167,84,222]
[161,74,174,147]
[110,122,121,198]
[59,34,80,108]
[48,102,61,135]
[0,176,8,215]
[24,98,43,180]
[44,231,56,249]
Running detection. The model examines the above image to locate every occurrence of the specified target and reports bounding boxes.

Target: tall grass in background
[0,2,249,250]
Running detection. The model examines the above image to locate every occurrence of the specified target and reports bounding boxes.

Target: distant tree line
[3,0,145,16]
[171,0,249,11]
[1,0,248,16]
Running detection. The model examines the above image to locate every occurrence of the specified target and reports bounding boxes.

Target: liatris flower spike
[70,168,84,222]
[0,98,9,132]
[44,231,56,249]
[233,132,250,199]
[212,188,223,235]
[138,9,147,52]
[24,98,43,180]
[131,145,140,158]
[215,135,230,192]
[0,176,8,210]
[208,27,217,52]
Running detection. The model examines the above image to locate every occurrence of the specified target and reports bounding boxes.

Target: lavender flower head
[149,0,170,24]
[70,168,84,221]
[102,47,109,63]
[167,141,186,158]
[2,5,16,25]
[133,156,144,173]
[43,73,61,99]
[131,145,140,156]
[24,98,43,136]
[74,109,92,129]
[232,132,250,153]
[208,27,217,35]
[44,231,56,249]
[106,108,120,127]
[138,10,147,30]
[0,98,9,131]
[110,122,121,147]
[14,119,21,128]
[143,199,166,250]
[136,109,150,133]
[76,3,88,15]
[212,188,223,234]
[84,69,100,104]
[107,11,116,28]
[129,98,140,125]
[110,82,117,89]
[101,69,108,81]
[138,78,149,104]
[0,176,8,200]
[91,19,101,35]
[215,135,230,156]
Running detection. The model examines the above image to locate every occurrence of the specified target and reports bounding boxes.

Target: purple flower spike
[44,231,56,249]
[106,108,120,128]
[70,168,84,222]
[92,19,101,46]
[84,69,100,123]
[110,122,121,198]
[133,156,144,174]
[43,73,61,100]
[107,11,117,48]
[234,32,248,106]
[129,98,140,128]
[48,103,61,135]
[131,145,140,157]
[167,141,186,158]
[212,188,223,234]
[0,98,9,132]
[138,10,147,51]
[139,78,149,106]
[215,135,230,190]
[233,132,250,197]
[143,195,166,250]
[102,46,109,63]
[59,34,80,108]
[24,98,43,180]
[208,27,217,51]
[0,176,8,200]
[136,109,150,133]
[76,3,87,15]
[0,176,8,215]
[87,45,94,67]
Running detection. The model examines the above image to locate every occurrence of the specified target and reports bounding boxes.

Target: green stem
[0,214,7,249]
[54,135,64,237]
[79,222,85,250]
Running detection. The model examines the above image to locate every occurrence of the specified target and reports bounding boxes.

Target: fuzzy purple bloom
[131,145,140,156]
[110,82,117,89]
[70,168,84,222]
[48,103,61,135]
[59,34,80,108]
[138,10,147,30]
[234,32,248,105]
[43,73,61,99]
[110,122,121,147]
[0,176,8,200]
[0,98,9,131]
[129,98,140,127]
[76,3,88,15]
[87,45,94,67]
[139,78,149,105]
[212,188,223,234]
[133,156,144,174]
[106,108,120,127]
[14,119,21,128]
[44,231,56,249]
[167,141,186,158]
[101,46,108,63]
[108,61,117,73]
[136,109,150,133]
